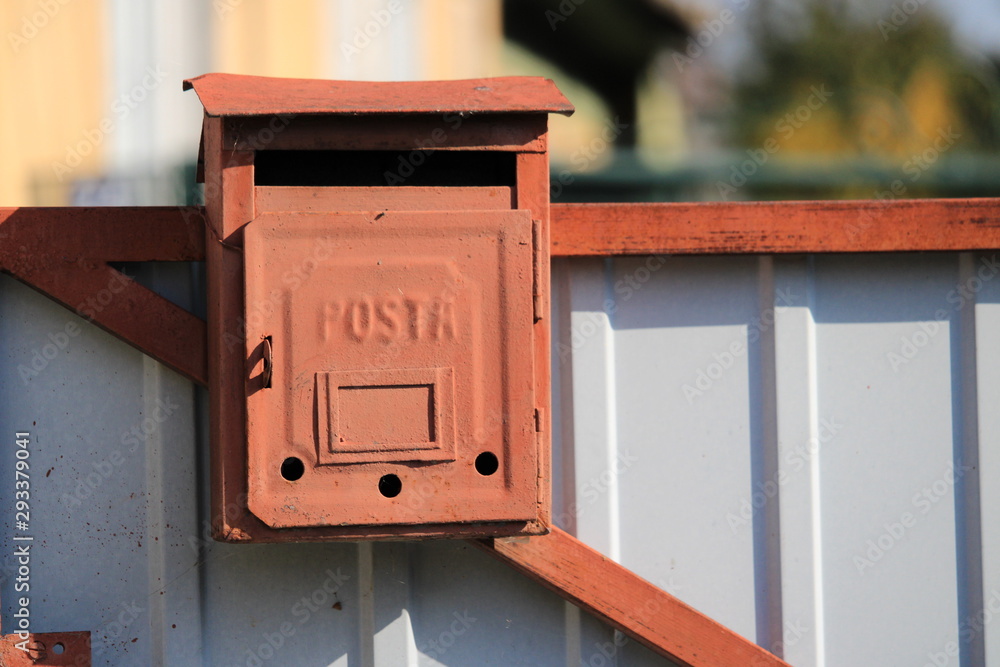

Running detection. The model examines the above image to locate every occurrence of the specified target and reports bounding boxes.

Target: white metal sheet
[3,250,996,665]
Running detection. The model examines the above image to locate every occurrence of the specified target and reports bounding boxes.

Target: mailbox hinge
[532,219,543,322]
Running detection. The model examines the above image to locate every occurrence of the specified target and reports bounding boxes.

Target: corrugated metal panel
[3,251,997,665]
[552,253,997,667]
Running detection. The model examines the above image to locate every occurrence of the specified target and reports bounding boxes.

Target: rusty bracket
[474,528,788,667]
[0,631,91,666]
[0,206,208,386]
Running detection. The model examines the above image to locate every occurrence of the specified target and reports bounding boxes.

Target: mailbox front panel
[244,210,538,528]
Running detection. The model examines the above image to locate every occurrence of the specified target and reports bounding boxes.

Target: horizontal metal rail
[550,197,1000,256]
[0,207,208,385]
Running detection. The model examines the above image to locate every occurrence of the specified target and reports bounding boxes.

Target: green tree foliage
[731,0,1000,159]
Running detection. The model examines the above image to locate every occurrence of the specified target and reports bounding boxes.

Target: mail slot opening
[254,150,516,187]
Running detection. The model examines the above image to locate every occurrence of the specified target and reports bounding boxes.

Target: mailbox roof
[183,73,574,117]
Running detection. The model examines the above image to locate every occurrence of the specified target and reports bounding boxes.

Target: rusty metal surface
[5,261,207,387]
[243,210,540,529]
[201,116,258,543]
[0,207,205,262]
[255,186,514,213]
[550,198,1000,256]
[222,114,549,153]
[0,206,208,385]
[195,92,556,540]
[183,73,574,117]
[515,151,554,531]
[0,632,90,666]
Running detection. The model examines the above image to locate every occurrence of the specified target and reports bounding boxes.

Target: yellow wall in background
[213,0,325,79]
[213,0,503,81]
[0,0,106,205]
[422,0,503,79]
[0,0,507,205]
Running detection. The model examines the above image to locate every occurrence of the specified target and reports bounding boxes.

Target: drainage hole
[280,457,305,481]
[378,474,402,498]
[475,451,499,476]
[53,643,65,655]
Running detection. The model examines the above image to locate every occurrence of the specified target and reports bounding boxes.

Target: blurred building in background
[1,0,507,206]
[2,0,998,208]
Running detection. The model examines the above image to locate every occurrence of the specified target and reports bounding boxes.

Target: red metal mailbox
[184,73,573,540]
[0,71,821,663]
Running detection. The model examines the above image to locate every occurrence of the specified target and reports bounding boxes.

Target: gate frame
[6,196,999,663]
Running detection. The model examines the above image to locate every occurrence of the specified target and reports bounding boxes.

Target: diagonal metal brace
[475,528,790,667]
[0,207,208,386]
